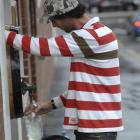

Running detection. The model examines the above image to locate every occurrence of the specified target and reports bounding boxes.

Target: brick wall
[17,0,30,83]
[16,0,37,139]
[17,0,37,92]
[2,0,54,139]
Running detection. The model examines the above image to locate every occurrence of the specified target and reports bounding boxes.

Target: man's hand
[24,101,53,116]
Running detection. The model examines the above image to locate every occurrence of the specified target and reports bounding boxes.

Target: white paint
[0,0,12,139]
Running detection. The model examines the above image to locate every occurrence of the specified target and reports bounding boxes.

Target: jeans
[74,130,117,140]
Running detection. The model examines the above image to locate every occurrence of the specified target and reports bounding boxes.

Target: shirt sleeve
[52,91,68,108]
[5,29,98,58]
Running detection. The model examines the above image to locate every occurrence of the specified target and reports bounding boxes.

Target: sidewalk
[119,44,140,73]
[118,44,140,140]
[115,37,140,140]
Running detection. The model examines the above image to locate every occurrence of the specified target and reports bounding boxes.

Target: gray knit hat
[43,0,79,21]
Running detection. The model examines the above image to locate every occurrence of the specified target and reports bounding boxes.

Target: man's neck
[73,14,90,29]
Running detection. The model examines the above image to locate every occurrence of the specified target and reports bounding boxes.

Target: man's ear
[52,18,64,27]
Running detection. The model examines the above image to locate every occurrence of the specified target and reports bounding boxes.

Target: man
[5,0,123,139]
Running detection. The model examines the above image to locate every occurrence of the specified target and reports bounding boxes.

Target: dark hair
[53,3,86,20]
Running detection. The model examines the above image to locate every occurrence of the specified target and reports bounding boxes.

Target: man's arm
[5,25,119,59]
[24,92,68,115]
[5,29,98,58]
[52,91,68,108]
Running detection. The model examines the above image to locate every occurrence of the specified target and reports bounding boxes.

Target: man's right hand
[24,101,53,116]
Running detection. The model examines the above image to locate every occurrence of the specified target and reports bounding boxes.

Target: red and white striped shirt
[5,17,123,133]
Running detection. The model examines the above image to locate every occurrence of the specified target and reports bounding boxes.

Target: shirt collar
[83,16,100,29]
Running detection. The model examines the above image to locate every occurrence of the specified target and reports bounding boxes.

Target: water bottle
[24,99,43,140]
[25,112,43,140]
[23,83,43,140]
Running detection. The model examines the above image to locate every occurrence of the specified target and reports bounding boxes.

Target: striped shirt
[5,17,123,133]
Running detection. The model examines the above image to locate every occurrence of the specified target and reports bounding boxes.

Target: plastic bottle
[25,112,43,140]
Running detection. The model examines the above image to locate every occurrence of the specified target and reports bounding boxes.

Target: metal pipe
[0,0,12,139]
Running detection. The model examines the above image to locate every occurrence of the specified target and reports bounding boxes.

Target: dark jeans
[74,130,117,140]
